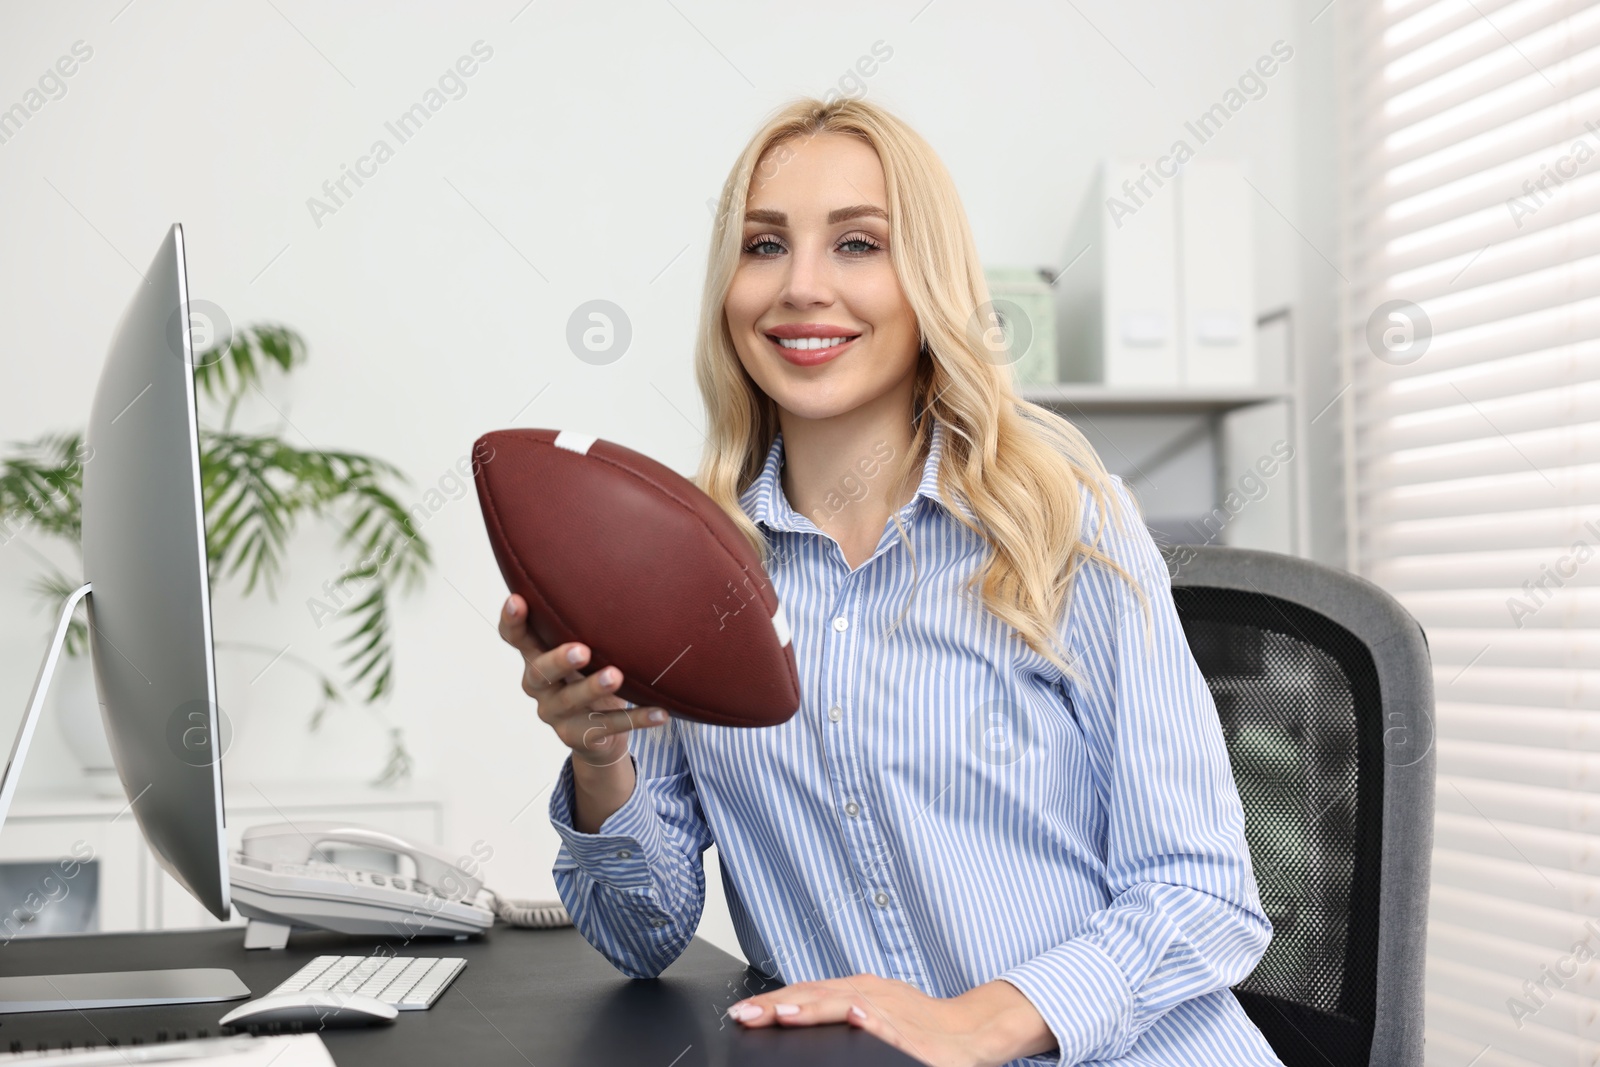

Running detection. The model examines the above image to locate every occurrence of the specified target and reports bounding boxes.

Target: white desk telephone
[228,821,569,950]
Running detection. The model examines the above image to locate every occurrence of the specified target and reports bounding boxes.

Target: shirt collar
[740,418,978,533]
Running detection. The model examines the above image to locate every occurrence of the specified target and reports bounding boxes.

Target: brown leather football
[472,428,801,728]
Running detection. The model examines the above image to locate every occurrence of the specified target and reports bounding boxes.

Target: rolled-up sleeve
[548,716,715,978]
[997,476,1273,1064]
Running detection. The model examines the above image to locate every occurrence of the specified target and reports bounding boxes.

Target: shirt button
[874,891,890,908]
[615,849,632,859]
[650,918,668,928]
[828,705,842,722]
[832,616,849,632]
[844,801,860,818]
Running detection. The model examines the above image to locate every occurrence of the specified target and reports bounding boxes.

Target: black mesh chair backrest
[1165,547,1435,1067]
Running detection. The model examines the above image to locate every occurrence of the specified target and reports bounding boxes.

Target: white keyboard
[269,954,466,1010]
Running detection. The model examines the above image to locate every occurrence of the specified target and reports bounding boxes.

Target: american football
[472,428,801,728]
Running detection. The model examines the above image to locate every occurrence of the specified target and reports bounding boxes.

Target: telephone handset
[228,821,569,950]
[240,823,489,897]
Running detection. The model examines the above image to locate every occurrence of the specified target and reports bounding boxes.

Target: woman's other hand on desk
[725,973,1055,1067]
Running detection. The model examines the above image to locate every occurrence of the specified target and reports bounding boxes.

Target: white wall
[0,0,1341,961]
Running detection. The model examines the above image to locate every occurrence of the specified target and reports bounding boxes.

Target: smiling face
[724,131,922,425]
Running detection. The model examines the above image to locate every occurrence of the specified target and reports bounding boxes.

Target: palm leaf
[194,325,306,430]
[0,432,89,543]
[200,432,305,597]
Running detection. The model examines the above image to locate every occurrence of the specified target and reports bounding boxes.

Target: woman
[497,97,1284,1067]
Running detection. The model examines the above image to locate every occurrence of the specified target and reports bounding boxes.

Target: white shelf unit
[0,780,444,936]
[1018,310,1310,557]
[1017,383,1305,556]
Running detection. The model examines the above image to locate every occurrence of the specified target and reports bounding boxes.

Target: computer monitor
[0,223,248,1011]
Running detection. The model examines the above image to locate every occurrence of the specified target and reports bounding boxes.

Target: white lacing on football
[553,431,597,455]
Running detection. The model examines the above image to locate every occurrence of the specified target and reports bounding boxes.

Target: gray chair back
[1164,545,1434,1067]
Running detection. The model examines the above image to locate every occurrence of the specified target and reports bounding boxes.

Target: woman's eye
[743,236,785,255]
[838,234,882,254]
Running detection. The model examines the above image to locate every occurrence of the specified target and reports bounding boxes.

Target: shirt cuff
[547,754,668,889]
[997,937,1132,1065]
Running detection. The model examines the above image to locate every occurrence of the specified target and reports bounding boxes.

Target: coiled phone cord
[487,892,572,929]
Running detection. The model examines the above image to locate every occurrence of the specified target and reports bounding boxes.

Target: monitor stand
[0,583,249,1012]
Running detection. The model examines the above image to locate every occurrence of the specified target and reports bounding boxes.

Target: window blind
[1344,1,1600,1064]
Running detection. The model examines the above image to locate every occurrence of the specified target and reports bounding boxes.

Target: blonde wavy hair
[691,97,1151,681]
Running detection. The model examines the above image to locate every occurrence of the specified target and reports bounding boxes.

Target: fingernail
[774,1003,799,1018]
[647,709,667,723]
[567,646,585,664]
[727,1003,759,1021]
[601,668,618,684]
[504,597,517,616]
[849,1005,866,1021]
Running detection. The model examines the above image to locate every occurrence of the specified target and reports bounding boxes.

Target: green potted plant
[0,325,431,789]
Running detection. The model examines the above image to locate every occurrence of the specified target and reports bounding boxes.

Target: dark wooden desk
[0,925,920,1065]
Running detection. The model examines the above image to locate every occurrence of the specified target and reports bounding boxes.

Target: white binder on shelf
[1055,157,1256,389]
[1056,159,1180,386]
[1178,159,1256,386]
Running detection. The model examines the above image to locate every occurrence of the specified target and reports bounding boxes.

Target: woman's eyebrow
[744,204,889,226]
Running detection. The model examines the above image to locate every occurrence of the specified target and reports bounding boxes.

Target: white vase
[50,652,122,797]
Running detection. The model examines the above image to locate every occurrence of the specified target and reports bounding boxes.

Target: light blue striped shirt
[548,418,1284,1066]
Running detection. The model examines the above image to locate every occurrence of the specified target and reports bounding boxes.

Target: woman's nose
[778,243,832,307]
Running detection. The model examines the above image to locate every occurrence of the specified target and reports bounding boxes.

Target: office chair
[1164,545,1435,1067]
